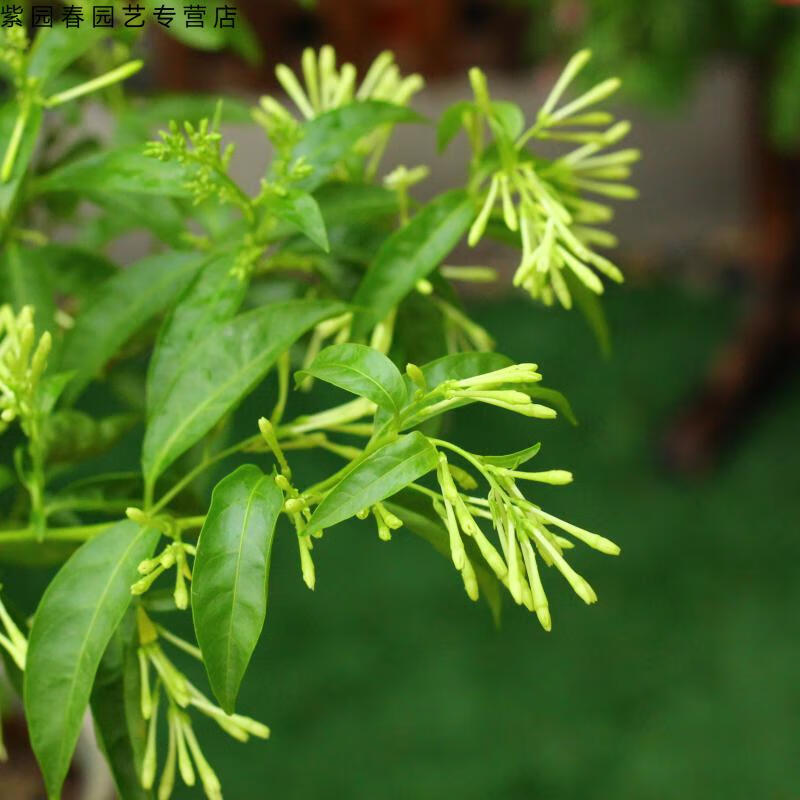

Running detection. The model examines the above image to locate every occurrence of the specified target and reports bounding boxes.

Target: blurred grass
[173,282,800,800]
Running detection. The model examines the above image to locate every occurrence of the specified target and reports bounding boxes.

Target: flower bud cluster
[356,502,403,542]
[145,118,241,211]
[464,52,638,309]
[431,442,619,630]
[265,47,423,178]
[131,539,195,610]
[0,305,51,437]
[0,27,29,85]
[273,46,423,121]
[416,363,554,422]
[136,610,268,800]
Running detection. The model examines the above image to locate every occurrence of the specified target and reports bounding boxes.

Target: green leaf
[27,25,105,85]
[523,385,578,426]
[192,465,283,713]
[437,100,473,152]
[38,371,75,415]
[44,410,138,465]
[160,3,261,65]
[291,101,422,191]
[297,343,407,414]
[0,242,56,332]
[267,189,329,252]
[482,442,542,470]
[24,521,159,800]
[491,101,525,140]
[305,432,438,536]
[30,244,117,305]
[351,190,474,337]
[80,192,188,249]
[32,148,193,198]
[0,103,43,224]
[91,612,151,800]
[147,252,245,418]
[385,492,502,625]
[142,298,345,485]
[59,251,208,404]
[313,182,398,226]
[564,268,611,357]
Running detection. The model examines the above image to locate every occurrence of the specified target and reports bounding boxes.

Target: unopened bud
[405,363,426,392]
[284,498,306,514]
[126,506,150,526]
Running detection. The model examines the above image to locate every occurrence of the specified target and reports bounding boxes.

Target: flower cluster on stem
[136,609,268,800]
[462,50,638,309]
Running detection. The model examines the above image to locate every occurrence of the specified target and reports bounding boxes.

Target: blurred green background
[3,2,800,797]
[167,283,799,799]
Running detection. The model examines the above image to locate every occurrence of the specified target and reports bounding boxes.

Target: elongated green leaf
[351,190,474,336]
[147,252,245,417]
[523,385,578,426]
[44,410,138,465]
[81,192,187,249]
[292,101,422,191]
[60,251,207,404]
[0,103,43,224]
[143,299,345,485]
[564,268,612,357]
[33,148,192,198]
[313,182,397,226]
[192,465,283,713]
[27,25,104,85]
[482,442,542,469]
[30,244,116,305]
[385,492,502,624]
[437,100,472,152]
[491,101,525,140]
[305,432,437,536]
[160,3,261,64]
[91,612,150,800]
[0,243,55,331]
[267,189,329,252]
[298,343,407,414]
[24,521,159,800]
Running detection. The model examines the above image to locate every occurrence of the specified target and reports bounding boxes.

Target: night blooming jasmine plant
[0,23,638,800]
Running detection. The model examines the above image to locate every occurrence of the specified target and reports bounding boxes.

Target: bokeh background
[2,1,800,798]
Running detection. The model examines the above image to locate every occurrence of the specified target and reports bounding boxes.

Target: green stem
[44,498,140,516]
[0,521,115,544]
[151,435,260,514]
[429,437,493,483]
[44,60,144,108]
[27,416,47,541]
[0,99,30,183]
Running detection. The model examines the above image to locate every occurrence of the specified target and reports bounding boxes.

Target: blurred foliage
[518,0,800,148]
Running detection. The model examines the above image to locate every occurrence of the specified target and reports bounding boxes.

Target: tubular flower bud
[0,305,52,437]
[263,48,422,176]
[425,438,618,628]
[137,622,270,798]
[259,416,291,477]
[457,52,635,309]
[0,591,27,670]
[141,683,161,789]
[298,534,316,590]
